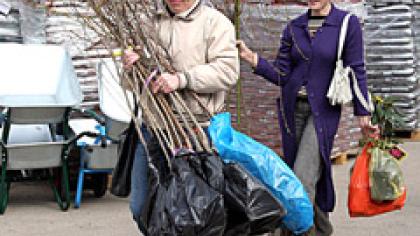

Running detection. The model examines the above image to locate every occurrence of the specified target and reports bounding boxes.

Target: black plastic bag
[223,163,286,236]
[140,151,226,236]
[110,118,138,197]
[186,152,225,193]
[182,153,286,235]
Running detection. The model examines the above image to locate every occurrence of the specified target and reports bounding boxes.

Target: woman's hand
[358,116,380,139]
[122,48,140,69]
[236,40,258,68]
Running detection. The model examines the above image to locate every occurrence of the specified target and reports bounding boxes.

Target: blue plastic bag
[208,113,314,234]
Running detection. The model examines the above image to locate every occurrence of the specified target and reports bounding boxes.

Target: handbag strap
[337,14,351,60]
[350,70,375,113]
[339,13,375,113]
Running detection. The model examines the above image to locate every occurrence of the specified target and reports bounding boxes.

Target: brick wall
[227,48,284,154]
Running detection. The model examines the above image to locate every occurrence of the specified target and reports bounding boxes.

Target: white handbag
[327,14,374,112]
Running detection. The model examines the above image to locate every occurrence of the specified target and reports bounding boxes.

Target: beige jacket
[157,2,239,123]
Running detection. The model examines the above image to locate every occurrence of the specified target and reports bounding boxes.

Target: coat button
[319,128,323,133]
[309,93,314,98]
[314,112,320,116]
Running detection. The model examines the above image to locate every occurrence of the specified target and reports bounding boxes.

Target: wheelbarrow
[69,59,133,208]
[0,44,83,214]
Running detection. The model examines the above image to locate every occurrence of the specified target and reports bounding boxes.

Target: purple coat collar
[291,4,342,28]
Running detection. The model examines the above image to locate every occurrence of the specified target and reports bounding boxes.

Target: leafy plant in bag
[360,96,403,148]
[348,144,406,217]
[369,147,405,201]
[371,96,404,139]
[356,95,407,203]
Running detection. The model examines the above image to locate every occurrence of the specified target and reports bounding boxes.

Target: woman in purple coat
[238,0,378,235]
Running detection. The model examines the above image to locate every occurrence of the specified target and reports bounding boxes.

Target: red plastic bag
[348,143,406,217]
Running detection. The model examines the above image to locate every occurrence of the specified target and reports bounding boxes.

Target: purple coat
[254,5,370,212]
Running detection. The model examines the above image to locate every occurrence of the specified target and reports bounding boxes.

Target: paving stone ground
[0,142,419,236]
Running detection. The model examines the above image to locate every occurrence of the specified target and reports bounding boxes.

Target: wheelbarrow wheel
[0,182,10,214]
[53,168,65,199]
[50,165,70,211]
[92,174,108,198]
[0,162,10,214]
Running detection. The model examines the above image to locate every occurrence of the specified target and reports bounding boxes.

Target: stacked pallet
[414,1,420,129]
[0,1,22,43]
[0,8,21,43]
[365,1,419,130]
